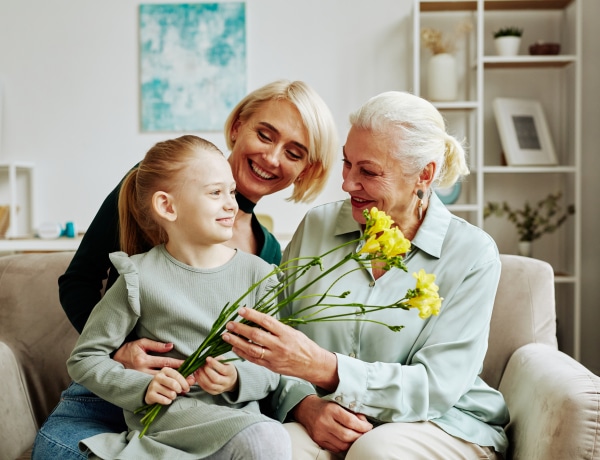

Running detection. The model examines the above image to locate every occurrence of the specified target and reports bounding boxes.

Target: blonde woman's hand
[114,338,184,374]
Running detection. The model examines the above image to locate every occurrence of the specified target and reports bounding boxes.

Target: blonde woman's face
[228,99,310,203]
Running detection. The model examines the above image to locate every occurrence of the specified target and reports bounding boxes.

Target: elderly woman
[223,91,509,459]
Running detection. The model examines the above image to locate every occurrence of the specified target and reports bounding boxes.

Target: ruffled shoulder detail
[108,251,141,315]
[265,267,281,292]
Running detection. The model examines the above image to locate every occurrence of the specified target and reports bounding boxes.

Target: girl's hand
[194,356,238,395]
[114,338,184,374]
[144,367,194,405]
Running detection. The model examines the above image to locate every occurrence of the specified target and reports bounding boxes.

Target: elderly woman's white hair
[348,91,469,189]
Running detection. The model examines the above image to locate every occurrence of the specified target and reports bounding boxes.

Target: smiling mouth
[218,217,235,226]
[249,160,276,180]
[350,196,371,205]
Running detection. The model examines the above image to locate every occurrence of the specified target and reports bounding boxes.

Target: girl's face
[228,99,310,203]
[174,153,238,245]
[341,126,418,226]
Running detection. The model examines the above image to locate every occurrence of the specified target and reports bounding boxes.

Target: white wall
[0,1,598,371]
[0,0,412,240]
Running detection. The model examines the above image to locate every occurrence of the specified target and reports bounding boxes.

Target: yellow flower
[365,208,392,235]
[406,269,443,319]
[413,268,438,292]
[379,227,411,258]
[359,235,381,255]
[360,208,411,259]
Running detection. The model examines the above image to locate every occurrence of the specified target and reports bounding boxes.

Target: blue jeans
[32,381,127,460]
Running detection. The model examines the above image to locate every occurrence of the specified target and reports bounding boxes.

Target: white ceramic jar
[494,36,521,56]
[427,53,458,101]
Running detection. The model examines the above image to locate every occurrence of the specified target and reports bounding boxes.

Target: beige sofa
[1,251,599,460]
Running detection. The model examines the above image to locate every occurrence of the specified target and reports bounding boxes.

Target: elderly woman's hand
[294,395,373,452]
[222,307,339,391]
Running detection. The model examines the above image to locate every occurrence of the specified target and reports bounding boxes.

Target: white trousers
[284,421,502,460]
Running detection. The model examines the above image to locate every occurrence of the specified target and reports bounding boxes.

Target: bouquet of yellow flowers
[134,207,443,436]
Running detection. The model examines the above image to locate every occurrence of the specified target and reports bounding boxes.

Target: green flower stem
[288,317,405,332]
[283,299,411,325]
[264,253,358,315]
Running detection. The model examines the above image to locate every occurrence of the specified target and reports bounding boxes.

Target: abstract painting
[139,3,246,132]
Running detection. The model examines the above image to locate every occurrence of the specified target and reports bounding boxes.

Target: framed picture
[139,3,247,132]
[492,98,557,166]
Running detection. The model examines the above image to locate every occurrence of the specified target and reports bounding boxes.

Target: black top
[58,168,281,334]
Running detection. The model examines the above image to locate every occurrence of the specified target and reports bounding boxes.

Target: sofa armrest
[0,341,37,460]
[0,252,78,429]
[498,343,600,460]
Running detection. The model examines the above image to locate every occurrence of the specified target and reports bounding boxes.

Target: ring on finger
[260,346,265,360]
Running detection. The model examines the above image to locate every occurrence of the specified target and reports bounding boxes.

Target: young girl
[67,135,291,459]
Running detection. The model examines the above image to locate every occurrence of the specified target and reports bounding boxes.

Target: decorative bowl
[529,42,560,55]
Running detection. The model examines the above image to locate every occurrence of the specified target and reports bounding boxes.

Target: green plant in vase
[493,26,523,56]
[483,192,575,257]
[493,26,523,39]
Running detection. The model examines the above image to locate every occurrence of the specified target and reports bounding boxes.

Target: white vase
[427,53,458,102]
[518,241,532,257]
[494,36,521,56]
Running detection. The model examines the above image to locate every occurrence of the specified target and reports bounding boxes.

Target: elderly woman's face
[342,126,418,225]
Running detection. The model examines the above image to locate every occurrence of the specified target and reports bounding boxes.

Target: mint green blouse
[275,195,509,454]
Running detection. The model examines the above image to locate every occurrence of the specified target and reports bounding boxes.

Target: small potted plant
[483,192,575,257]
[493,26,523,56]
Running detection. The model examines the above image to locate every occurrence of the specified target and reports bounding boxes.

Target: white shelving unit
[0,162,82,254]
[0,161,35,238]
[0,236,81,253]
[413,0,581,359]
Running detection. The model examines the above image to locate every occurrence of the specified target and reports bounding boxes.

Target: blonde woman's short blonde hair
[225,80,338,203]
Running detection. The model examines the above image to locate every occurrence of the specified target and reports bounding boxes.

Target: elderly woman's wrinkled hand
[222,307,339,391]
[294,395,373,453]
